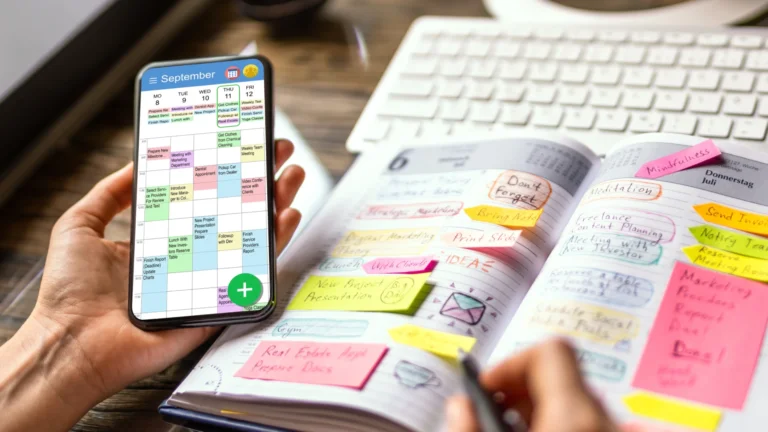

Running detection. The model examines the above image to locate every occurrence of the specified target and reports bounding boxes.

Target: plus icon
[227,273,263,307]
[238,282,252,297]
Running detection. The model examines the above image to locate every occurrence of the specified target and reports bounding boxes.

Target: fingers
[275,139,294,173]
[58,163,134,235]
[445,396,479,432]
[275,208,301,255]
[275,165,305,213]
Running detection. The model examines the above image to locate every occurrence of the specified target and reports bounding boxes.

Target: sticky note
[441,228,520,249]
[362,256,435,275]
[527,300,639,345]
[332,227,438,258]
[633,261,768,409]
[694,202,768,236]
[689,225,768,259]
[235,341,388,389]
[464,205,542,228]
[388,324,475,362]
[287,273,431,313]
[623,393,721,431]
[683,244,768,282]
[635,139,721,179]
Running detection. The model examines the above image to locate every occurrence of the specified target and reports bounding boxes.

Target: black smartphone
[129,55,277,330]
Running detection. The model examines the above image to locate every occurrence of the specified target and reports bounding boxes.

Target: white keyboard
[347,17,768,156]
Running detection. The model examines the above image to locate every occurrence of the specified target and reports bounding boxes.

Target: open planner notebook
[166,133,768,432]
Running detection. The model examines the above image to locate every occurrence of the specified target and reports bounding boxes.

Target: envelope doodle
[440,292,486,325]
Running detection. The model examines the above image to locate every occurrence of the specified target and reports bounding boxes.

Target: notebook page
[171,135,600,431]
[490,133,768,431]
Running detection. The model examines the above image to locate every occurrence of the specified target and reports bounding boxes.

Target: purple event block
[217,286,242,313]
[170,151,193,169]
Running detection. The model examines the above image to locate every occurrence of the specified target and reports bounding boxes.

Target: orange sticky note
[464,205,542,228]
[633,261,768,409]
[694,202,768,236]
[235,341,388,389]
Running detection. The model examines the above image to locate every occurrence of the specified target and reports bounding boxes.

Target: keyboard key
[472,27,500,38]
[560,64,589,83]
[655,69,687,88]
[501,104,531,125]
[723,94,757,115]
[390,78,434,97]
[390,119,421,139]
[712,48,745,69]
[688,70,721,90]
[566,29,594,42]
[444,27,470,38]
[757,74,768,93]
[523,42,552,60]
[590,65,621,85]
[746,51,768,71]
[629,112,663,132]
[492,40,521,59]
[622,67,654,87]
[466,80,495,99]
[679,47,712,67]
[731,35,763,49]
[531,106,563,127]
[439,58,467,77]
[453,122,492,135]
[722,71,755,92]
[420,121,451,137]
[526,85,557,104]
[733,118,768,140]
[498,60,526,80]
[381,98,438,118]
[505,28,531,39]
[470,101,500,122]
[465,39,492,57]
[536,28,563,40]
[664,32,695,46]
[559,86,589,106]
[528,62,558,82]
[615,46,646,64]
[437,79,464,98]
[655,91,688,111]
[412,38,434,55]
[758,96,768,116]
[584,44,614,63]
[596,111,629,131]
[405,57,438,76]
[590,88,621,107]
[698,33,729,47]
[439,100,469,120]
[698,117,732,137]
[598,31,627,43]
[631,31,661,44]
[467,58,497,78]
[496,82,526,102]
[362,119,390,141]
[622,90,654,110]
[646,46,678,66]
[689,93,722,113]
[553,43,582,61]
[663,114,698,134]
[436,38,463,56]
[564,108,596,129]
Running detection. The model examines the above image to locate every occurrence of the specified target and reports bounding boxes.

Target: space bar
[379,98,438,119]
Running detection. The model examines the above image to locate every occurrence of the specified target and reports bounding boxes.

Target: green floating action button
[227,273,263,307]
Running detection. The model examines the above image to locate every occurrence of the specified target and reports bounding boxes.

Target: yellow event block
[288,273,431,313]
[389,324,475,362]
[623,393,721,432]
[694,203,768,236]
[683,244,768,282]
[689,225,768,260]
[241,144,265,162]
[332,227,439,258]
[169,184,193,202]
[464,205,542,228]
[217,232,243,250]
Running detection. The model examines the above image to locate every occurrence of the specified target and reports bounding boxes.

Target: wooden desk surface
[0,0,486,430]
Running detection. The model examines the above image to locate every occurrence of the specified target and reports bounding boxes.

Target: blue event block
[193,251,218,271]
[142,292,167,313]
[218,180,242,198]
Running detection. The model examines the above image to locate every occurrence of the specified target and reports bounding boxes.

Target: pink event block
[194,165,218,190]
[242,177,266,203]
[147,146,171,160]
[235,341,388,389]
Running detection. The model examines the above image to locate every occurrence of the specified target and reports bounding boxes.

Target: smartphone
[129,55,277,330]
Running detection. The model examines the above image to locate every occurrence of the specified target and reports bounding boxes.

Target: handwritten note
[440,228,520,249]
[235,341,388,389]
[689,225,768,259]
[694,203,768,236]
[332,228,438,258]
[357,201,463,220]
[287,273,431,313]
[584,180,662,203]
[388,324,475,362]
[362,256,435,275]
[633,261,768,409]
[559,233,663,265]
[635,139,721,179]
[623,392,721,431]
[527,301,639,345]
[464,205,542,228]
[488,170,552,210]
[573,208,676,244]
[543,268,654,308]
[683,245,768,282]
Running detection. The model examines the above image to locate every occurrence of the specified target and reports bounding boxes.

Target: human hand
[30,139,304,402]
[446,339,620,432]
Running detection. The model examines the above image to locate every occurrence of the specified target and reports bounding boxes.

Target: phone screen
[130,57,275,325]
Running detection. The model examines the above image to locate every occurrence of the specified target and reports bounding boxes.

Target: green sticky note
[689,225,768,259]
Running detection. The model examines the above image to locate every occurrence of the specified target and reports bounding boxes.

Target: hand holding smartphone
[129,55,277,329]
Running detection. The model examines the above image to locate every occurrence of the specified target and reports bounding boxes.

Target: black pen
[457,349,527,432]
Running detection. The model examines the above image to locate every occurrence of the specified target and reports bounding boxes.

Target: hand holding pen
[449,339,620,432]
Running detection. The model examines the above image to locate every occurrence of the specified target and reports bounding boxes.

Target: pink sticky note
[235,341,388,389]
[362,256,435,274]
[635,139,721,179]
[441,228,520,249]
[632,261,768,409]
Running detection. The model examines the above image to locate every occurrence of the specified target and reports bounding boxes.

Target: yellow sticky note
[332,228,438,258]
[389,324,475,362]
[288,273,431,313]
[527,301,639,345]
[623,392,721,431]
[689,225,768,259]
[464,205,542,228]
[694,203,768,236]
[683,244,768,282]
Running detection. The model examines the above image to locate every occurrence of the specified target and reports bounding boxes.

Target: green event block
[217,130,241,148]
[144,186,169,221]
[690,225,768,259]
[168,235,193,272]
